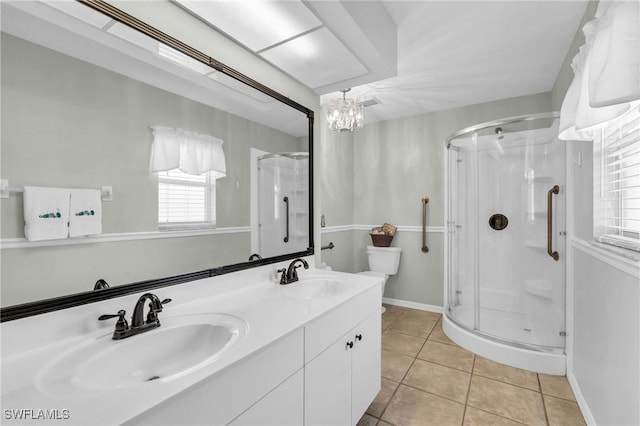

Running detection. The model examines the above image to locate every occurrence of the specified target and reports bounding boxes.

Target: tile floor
[358,305,586,426]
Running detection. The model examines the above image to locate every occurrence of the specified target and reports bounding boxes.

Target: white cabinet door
[304,334,353,426]
[230,370,304,426]
[350,311,381,425]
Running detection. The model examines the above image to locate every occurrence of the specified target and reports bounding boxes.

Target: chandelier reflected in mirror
[326,88,364,132]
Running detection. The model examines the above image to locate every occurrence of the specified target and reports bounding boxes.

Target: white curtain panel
[558,1,639,141]
[150,126,226,177]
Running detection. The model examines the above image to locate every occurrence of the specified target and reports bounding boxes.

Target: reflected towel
[69,189,102,237]
[23,186,71,241]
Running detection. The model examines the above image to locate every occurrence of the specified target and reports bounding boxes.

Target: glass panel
[447,144,477,331]
[475,125,565,349]
[257,154,309,258]
[446,117,566,351]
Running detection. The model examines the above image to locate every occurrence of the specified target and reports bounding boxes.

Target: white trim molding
[321,224,445,234]
[1,226,251,249]
[567,372,597,426]
[571,237,640,277]
[383,297,444,314]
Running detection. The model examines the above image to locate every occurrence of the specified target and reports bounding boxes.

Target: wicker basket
[370,233,393,247]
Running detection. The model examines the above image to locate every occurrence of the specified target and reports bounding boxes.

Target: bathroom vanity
[0,263,382,425]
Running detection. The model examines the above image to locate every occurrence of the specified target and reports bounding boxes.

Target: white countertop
[0,262,382,425]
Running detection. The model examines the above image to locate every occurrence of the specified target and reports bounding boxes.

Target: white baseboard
[567,372,596,426]
[382,297,443,314]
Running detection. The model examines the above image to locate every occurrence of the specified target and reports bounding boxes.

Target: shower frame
[442,112,567,375]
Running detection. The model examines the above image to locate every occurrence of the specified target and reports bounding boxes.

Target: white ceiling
[176,0,589,124]
[348,1,590,123]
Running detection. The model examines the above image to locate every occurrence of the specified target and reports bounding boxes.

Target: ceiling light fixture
[327,89,365,132]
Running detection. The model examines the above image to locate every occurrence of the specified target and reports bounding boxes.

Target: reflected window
[158,169,216,229]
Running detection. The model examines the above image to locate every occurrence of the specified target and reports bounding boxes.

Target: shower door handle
[422,197,429,253]
[283,196,289,243]
[547,185,560,261]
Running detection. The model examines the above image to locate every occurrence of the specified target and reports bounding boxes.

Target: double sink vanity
[0,2,383,424]
[1,259,383,425]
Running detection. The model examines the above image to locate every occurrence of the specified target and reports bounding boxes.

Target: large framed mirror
[0,0,314,320]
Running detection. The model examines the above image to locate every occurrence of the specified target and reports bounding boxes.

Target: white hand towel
[69,189,102,238]
[23,186,71,241]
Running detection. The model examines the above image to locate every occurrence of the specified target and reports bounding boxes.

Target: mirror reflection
[0,1,311,308]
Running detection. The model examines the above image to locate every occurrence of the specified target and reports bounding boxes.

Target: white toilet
[358,246,402,313]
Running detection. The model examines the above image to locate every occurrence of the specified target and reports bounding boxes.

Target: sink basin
[280,279,346,300]
[37,313,247,395]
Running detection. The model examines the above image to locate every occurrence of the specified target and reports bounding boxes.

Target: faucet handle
[146,298,172,323]
[98,309,128,332]
[276,268,287,285]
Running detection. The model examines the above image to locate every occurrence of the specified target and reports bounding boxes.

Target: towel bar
[0,180,112,201]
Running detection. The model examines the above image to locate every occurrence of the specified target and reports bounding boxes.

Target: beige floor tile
[473,356,539,391]
[388,315,438,338]
[539,374,576,401]
[417,340,475,372]
[382,349,415,382]
[357,413,379,426]
[367,377,399,418]
[382,315,396,331]
[383,304,405,320]
[403,359,471,403]
[467,375,546,426]
[377,421,394,426]
[544,394,586,426]
[382,330,426,357]
[400,308,442,322]
[428,321,456,346]
[382,384,465,426]
[463,407,524,426]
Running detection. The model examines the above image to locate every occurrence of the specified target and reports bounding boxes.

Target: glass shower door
[257,153,309,258]
[476,130,566,349]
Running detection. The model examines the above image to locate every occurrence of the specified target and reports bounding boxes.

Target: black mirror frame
[0,0,314,322]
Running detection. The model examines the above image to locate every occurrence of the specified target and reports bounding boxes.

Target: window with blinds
[158,169,216,229]
[595,104,640,251]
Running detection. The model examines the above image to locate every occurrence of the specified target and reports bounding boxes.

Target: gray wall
[553,2,640,424]
[0,33,308,306]
[320,91,552,307]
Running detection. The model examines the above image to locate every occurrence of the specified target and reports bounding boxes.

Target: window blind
[597,104,640,251]
[158,169,215,228]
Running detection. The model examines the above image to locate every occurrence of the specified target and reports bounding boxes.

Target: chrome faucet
[277,258,309,285]
[99,293,171,340]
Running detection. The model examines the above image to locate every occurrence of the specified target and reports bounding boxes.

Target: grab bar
[421,197,429,253]
[547,185,560,261]
[283,196,289,243]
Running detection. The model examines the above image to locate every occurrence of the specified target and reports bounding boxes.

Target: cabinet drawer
[304,284,381,363]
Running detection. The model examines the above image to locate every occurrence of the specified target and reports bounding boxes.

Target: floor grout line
[366,307,584,426]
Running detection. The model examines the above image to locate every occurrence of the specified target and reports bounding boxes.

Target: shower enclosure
[254,152,309,258]
[443,113,566,374]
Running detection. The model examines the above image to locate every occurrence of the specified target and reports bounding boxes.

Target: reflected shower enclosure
[443,113,566,375]
[253,152,309,258]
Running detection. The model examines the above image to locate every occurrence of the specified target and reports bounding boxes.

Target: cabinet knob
[346,341,354,349]
[355,334,362,341]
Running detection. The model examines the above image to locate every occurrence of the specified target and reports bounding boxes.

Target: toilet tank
[366,246,402,275]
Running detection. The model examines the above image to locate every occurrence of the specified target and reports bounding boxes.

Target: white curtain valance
[150,126,226,178]
[558,1,639,141]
